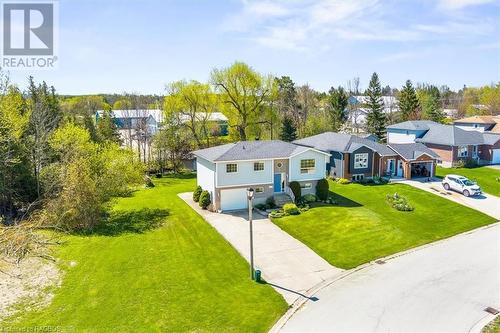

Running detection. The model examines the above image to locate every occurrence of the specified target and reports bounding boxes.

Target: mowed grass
[3,175,287,333]
[272,181,496,269]
[436,166,500,196]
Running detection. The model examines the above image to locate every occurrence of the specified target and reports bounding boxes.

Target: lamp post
[247,188,255,280]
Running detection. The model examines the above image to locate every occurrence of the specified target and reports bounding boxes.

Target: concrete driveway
[279,223,500,333]
[179,193,344,304]
[402,179,500,220]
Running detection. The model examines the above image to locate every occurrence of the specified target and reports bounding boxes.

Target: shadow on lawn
[329,190,362,208]
[90,208,170,236]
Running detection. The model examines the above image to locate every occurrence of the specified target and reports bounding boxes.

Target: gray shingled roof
[192,140,321,162]
[483,133,500,145]
[293,132,397,156]
[416,123,485,145]
[387,120,437,130]
[388,143,440,160]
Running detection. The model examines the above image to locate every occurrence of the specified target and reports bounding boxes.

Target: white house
[192,140,331,211]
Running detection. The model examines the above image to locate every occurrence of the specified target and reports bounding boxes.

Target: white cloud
[223,0,497,52]
[437,0,496,10]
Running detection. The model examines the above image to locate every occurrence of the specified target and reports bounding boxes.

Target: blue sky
[7,0,500,94]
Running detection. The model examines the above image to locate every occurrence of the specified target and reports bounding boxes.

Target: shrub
[386,192,414,212]
[497,177,500,182]
[336,178,351,185]
[464,159,478,168]
[266,196,276,209]
[199,191,211,209]
[255,203,267,210]
[373,176,388,185]
[288,181,301,201]
[283,203,300,215]
[301,193,317,203]
[155,173,163,178]
[269,209,285,218]
[316,178,329,200]
[193,186,203,202]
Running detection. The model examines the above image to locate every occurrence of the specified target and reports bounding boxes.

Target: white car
[441,174,482,197]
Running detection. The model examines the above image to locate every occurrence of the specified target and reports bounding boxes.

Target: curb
[269,221,500,332]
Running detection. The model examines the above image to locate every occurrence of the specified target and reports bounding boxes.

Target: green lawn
[3,175,287,333]
[272,181,496,269]
[435,166,500,196]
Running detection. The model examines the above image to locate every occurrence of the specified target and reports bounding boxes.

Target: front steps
[274,193,293,207]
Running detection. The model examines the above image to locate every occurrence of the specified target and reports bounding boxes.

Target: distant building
[346,95,399,134]
[454,115,500,133]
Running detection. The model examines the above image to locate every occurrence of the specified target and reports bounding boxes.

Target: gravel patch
[0,257,61,320]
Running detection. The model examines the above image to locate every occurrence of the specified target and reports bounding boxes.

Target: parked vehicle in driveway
[442,175,482,197]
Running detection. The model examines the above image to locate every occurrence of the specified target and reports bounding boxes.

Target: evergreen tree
[96,110,122,144]
[418,84,445,123]
[279,116,297,142]
[398,80,420,121]
[327,86,348,132]
[365,73,386,141]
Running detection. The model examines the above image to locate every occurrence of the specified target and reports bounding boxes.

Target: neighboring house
[192,140,330,211]
[387,120,500,166]
[346,95,399,134]
[454,115,500,133]
[294,132,438,180]
[387,143,440,179]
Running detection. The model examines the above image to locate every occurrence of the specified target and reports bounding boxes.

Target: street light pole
[247,188,255,280]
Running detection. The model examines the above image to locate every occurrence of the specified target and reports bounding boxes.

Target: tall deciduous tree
[365,73,386,141]
[327,86,348,132]
[211,62,273,141]
[279,116,297,142]
[398,80,420,121]
[164,80,216,148]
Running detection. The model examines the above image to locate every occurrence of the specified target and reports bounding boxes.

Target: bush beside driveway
[272,181,496,269]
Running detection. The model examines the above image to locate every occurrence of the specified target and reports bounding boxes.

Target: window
[226,163,237,173]
[300,159,315,174]
[255,187,264,193]
[354,153,368,169]
[352,174,365,181]
[254,162,264,171]
[457,146,468,158]
[300,183,312,189]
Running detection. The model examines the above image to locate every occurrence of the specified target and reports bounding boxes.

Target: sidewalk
[178,193,344,304]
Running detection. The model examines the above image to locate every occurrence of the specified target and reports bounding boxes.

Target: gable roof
[388,143,440,160]
[416,123,485,145]
[483,133,500,145]
[387,120,437,131]
[454,116,498,124]
[293,132,397,156]
[192,140,329,162]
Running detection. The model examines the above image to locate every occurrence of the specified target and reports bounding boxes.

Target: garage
[492,149,500,164]
[410,161,433,178]
[220,188,248,211]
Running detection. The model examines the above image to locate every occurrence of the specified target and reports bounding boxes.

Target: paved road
[403,179,500,220]
[179,193,344,304]
[280,223,500,333]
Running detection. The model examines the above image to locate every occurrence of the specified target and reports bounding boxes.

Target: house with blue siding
[192,140,330,212]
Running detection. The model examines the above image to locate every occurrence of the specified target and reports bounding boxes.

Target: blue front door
[273,173,282,192]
